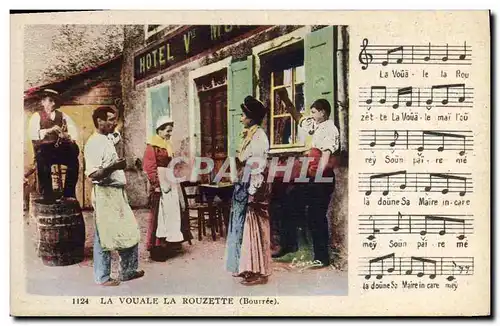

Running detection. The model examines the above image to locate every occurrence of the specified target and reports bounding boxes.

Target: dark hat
[241,96,267,122]
[38,89,62,107]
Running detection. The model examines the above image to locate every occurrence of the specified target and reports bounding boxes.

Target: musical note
[360,172,472,196]
[365,253,395,280]
[393,211,403,232]
[369,130,377,147]
[426,83,466,105]
[405,258,413,275]
[365,171,407,196]
[459,41,467,60]
[457,219,467,240]
[358,213,473,238]
[459,137,466,156]
[399,171,407,190]
[357,41,471,69]
[389,130,399,147]
[392,86,413,109]
[428,173,468,196]
[359,129,473,154]
[425,216,444,236]
[442,43,449,62]
[411,257,437,279]
[422,131,467,155]
[417,131,425,152]
[423,42,431,61]
[424,176,432,192]
[359,84,472,110]
[439,220,447,235]
[360,255,474,281]
[359,38,373,70]
[366,86,387,104]
[367,215,380,240]
[447,261,458,281]
[420,217,427,236]
[382,46,403,66]
[425,216,466,237]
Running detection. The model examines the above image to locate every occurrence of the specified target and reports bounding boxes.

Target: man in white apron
[84,106,144,286]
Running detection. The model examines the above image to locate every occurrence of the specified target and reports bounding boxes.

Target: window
[144,25,169,40]
[146,81,171,140]
[259,41,307,150]
[270,64,307,149]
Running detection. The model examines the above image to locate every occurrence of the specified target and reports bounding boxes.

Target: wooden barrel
[34,199,86,266]
[28,193,42,223]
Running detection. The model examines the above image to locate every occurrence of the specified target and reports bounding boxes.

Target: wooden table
[199,182,234,238]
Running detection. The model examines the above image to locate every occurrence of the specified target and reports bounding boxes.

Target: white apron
[92,185,140,251]
[156,167,184,242]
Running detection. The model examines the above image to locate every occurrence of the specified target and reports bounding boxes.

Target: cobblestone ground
[24,209,348,296]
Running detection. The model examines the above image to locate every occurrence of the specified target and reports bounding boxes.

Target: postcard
[10,10,490,316]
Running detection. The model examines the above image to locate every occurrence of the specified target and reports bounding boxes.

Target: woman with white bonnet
[142,116,188,261]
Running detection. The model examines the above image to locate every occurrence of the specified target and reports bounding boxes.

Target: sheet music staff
[359,171,473,196]
[359,213,473,240]
[359,129,473,155]
[359,38,472,70]
[359,84,473,110]
[359,253,474,281]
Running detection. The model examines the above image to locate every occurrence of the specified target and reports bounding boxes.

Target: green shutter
[227,56,253,157]
[305,26,334,120]
[147,83,170,139]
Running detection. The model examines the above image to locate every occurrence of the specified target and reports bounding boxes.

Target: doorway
[196,69,228,183]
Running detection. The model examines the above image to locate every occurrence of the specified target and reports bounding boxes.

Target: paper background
[10,10,490,316]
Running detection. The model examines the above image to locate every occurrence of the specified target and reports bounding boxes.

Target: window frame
[146,80,172,141]
[144,24,169,40]
[269,65,307,150]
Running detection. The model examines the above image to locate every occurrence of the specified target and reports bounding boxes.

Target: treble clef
[359,38,373,70]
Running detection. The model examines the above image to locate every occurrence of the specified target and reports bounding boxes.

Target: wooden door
[228,56,253,157]
[199,86,228,183]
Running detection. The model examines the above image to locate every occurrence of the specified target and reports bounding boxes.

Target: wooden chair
[52,164,66,195]
[211,198,231,237]
[180,181,218,241]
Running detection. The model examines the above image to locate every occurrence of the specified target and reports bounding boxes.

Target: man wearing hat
[28,89,80,202]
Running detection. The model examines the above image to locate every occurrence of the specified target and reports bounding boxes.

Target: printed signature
[290,255,333,272]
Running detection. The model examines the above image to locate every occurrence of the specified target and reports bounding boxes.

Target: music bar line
[359,171,473,196]
[359,212,474,240]
[359,38,472,70]
[359,84,473,109]
[359,129,473,155]
[359,253,474,281]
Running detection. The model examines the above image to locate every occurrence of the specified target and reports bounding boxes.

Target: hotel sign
[134,25,266,82]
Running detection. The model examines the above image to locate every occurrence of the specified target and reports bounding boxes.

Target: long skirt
[146,192,164,251]
[238,204,271,276]
[225,182,271,276]
[225,182,249,273]
[146,188,190,259]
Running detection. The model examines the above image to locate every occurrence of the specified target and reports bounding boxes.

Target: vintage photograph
[22,24,349,296]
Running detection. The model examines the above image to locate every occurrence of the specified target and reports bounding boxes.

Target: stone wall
[121,25,349,268]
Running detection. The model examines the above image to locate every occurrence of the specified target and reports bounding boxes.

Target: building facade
[121,25,348,198]
[120,25,349,261]
[24,25,349,263]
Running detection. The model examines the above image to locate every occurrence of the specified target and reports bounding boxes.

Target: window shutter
[147,83,170,139]
[305,26,335,120]
[227,56,253,157]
